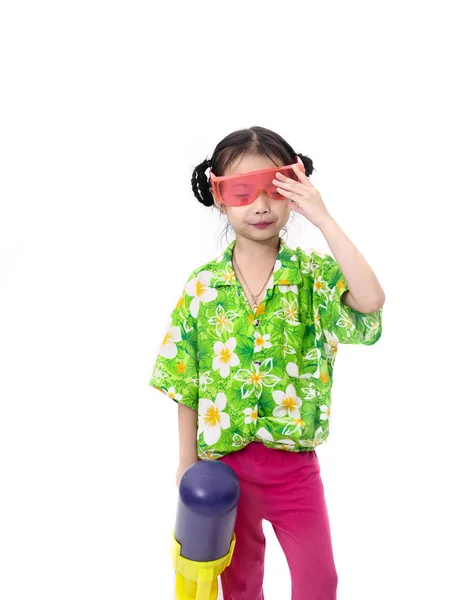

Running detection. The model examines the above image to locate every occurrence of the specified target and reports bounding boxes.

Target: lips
[251,221,273,226]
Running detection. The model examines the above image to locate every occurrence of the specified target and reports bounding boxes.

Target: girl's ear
[210,187,223,212]
[214,199,226,214]
[296,155,304,167]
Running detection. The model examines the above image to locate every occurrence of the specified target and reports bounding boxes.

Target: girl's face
[213,154,291,242]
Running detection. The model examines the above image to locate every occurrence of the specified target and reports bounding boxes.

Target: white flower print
[256,427,295,449]
[243,404,258,425]
[256,427,274,442]
[324,330,339,362]
[293,417,306,431]
[274,297,299,325]
[283,331,296,357]
[198,449,224,460]
[305,347,322,362]
[335,311,356,339]
[152,362,168,384]
[300,256,320,275]
[286,362,300,378]
[167,386,182,402]
[208,304,239,337]
[234,358,281,399]
[217,262,236,284]
[286,348,321,380]
[232,433,246,448]
[272,384,302,419]
[320,404,331,421]
[360,314,381,341]
[313,275,331,297]
[313,306,322,338]
[160,326,182,359]
[193,371,214,391]
[301,381,320,400]
[282,417,306,437]
[182,318,194,334]
[299,426,327,448]
[329,285,337,303]
[304,247,326,259]
[212,337,240,378]
[279,284,299,294]
[253,331,272,352]
[185,271,218,318]
[198,392,231,446]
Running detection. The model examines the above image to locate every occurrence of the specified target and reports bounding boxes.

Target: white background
[1,1,449,598]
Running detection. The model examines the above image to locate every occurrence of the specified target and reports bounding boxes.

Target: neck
[233,234,281,265]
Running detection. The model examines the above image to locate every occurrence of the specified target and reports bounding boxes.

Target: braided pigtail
[296,152,315,177]
[191,158,215,207]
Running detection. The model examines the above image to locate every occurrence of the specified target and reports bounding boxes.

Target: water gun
[172,460,240,600]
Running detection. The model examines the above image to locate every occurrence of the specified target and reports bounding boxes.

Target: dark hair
[191,126,315,208]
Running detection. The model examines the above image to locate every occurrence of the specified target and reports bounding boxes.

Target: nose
[252,191,271,213]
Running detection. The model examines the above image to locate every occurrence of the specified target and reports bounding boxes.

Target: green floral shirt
[149,238,382,459]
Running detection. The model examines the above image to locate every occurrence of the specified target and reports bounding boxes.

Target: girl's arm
[319,217,385,313]
[274,164,385,314]
[176,403,199,486]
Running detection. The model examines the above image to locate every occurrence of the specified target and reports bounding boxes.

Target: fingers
[276,186,296,199]
[274,178,305,195]
[276,185,306,204]
[273,174,309,195]
[293,162,308,181]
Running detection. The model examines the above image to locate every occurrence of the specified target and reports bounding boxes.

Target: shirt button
[254,361,261,367]
[254,319,260,327]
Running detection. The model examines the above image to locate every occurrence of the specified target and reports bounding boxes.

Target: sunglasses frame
[210,162,305,207]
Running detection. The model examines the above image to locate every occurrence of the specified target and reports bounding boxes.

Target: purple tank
[174,460,240,562]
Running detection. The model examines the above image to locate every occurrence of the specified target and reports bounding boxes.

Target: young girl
[149,126,384,599]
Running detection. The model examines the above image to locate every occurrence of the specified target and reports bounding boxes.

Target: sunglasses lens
[267,167,297,198]
[219,180,254,206]
[216,165,300,206]
[281,167,297,179]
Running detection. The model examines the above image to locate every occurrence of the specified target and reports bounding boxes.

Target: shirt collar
[210,237,302,288]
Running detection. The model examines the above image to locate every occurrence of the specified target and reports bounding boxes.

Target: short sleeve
[148,281,199,410]
[314,252,383,345]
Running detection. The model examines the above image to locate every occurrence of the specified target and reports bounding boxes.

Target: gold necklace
[232,250,276,311]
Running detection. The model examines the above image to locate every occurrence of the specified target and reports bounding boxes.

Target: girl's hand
[176,458,199,487]
[273,157,332,229]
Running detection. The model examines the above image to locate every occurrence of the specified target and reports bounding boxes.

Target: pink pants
[218,442,338,600]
